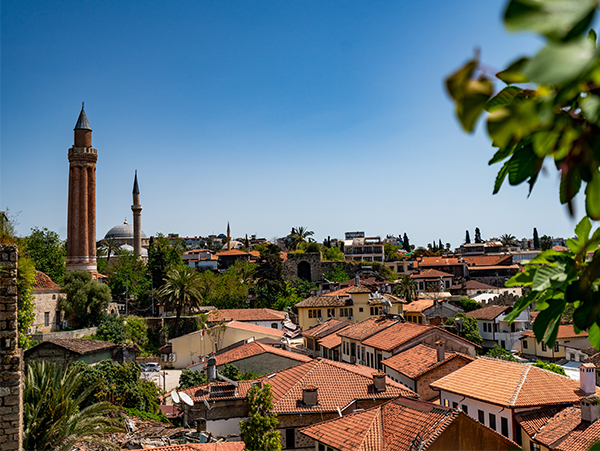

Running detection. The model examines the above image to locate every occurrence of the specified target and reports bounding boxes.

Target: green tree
[322,245,344,261]
[240,383,281,451]
[16,254,36,348]
[96,313,127,344]
[393,274,417,303]
[452,297,482,313]
[445,313,482,346]
[23,361,123,451]
[97,236,121,269]
[465,230,471,244]
[446,0,600,349]
[500,234,517,247]
[24,227,66,285]
[197,260,255,309]
[147,234,184,290]
[157,266,203,337]
[532,360,567,376]
[402,233,411,252]
[384,243,401,262]
[289,278,317,300]
[255,244,286,308]
[540,235,553,251]
[105,250,151,310]
[178,368,208,389]
[533,228,540,250]
[125,316,149,348]
[485,344,517,361]
[60,270,112,327]
[474,227,483,244]
[286,226,314,251]
[324,265,349,283]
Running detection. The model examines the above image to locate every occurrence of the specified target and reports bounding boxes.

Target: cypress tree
[403,233,410,252]
[475,227,482,243]
[533,228,540,249]
[465,230,471,244]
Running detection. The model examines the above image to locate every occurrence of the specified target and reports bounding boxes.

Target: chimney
[436,340,445,362]
[580,363,596,395]
[302,385,318,406]
[206,357,217,381]
[355,275,360,286]
[581,395,600,423]
[372,372,387,393]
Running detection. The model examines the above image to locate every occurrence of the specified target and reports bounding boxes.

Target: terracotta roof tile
[465,305,511,321]
[418,257,463,266]
[361,322,432,352]
[295,295,351,308]
[410,269,454,279]
[216,249,250,257]
[403,299,436,313]
[449,280,497,290]
[522,325,587,340]
[123,443,245,451]
[208,308,286,323]
[381,343,475,379]
[33,271,61,291]
[369,293,407,305]
[431,358,599,408]
[321,286,354,297]
[318,325,352,350]
[209,341,312,367]
[30,338,116,355]
[180,358,417,414]
[226,321,284,338]
[337,317,398,341]
[302,319,352,339]
[462,255,513,266]
[515,407,564,438]
[347,285,372,294]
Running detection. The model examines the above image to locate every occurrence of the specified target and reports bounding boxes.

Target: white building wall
[383,366,415,391]
[206,417,247,437]
[439,390,513,440]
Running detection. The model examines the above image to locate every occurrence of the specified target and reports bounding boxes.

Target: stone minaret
[227,222,231,251]
[67,103,97,273]
[131,170,142,257]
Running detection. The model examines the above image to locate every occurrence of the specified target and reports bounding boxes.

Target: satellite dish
[180,392,194,406]
[171,390,180,404]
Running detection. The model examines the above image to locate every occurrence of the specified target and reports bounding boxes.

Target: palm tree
[286,226,314,251]
[393,274,418,304]
[499,233,517,247]
[156,266,203,337]
[23,361,123,451]
[97,236,120,267]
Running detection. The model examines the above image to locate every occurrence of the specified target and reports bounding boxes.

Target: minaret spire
[227,222,231,251]
[132,170,142,258]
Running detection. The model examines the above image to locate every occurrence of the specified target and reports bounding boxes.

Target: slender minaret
[131,171,142,257]
[67,103,97,273]
[227,222,231,251]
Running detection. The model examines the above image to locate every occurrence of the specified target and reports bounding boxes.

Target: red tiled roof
[468,264,520,271]
[318,325,352,350]
[410,269,454,279]
[419,257,463,266]
[462,255,513,266]
[521,325,587,340]
[515,407,564,438]
[449,280,497,290]
[403,299,435,313]
[321,286,354,297]
[33,271,61,291]
[300,397,516,451]
[295,295,348,308]
[466,305,511,321]
[302,319,352,339]
[123,443,245,451]
[180,358,417,414]
[30,338,115,355]
[381,343,475,379]
[226,321,284,338]
[208,308,286,323]
[209,341,312,367]
[369,293,406,305]
[431,358,599,408]
[361,322,432,352]
[337,317,398,341]
[216,249,250,257]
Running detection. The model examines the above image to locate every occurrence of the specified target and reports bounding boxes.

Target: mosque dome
[104,220,147,240]
[120,243,148,257]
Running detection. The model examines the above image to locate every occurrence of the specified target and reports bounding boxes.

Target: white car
[144,363,161,372]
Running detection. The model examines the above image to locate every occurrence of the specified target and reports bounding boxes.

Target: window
[523,339,528,349]
[418,316,422,324]
[419,282,424,291]
[532,442,541,451]
[501,340,506,349]
[452,402,458,409]
[285,428,295,449]
[55,311,61,326]
[367,352,370,367]
[271,323,278,329]
[462,405,468,415]
[542,342,547,352]
[44,312,50,327]
[349,308,353,317]
[515,424,522,445]
[501,417,509,438]
[309,310,313,319]
[489,413,496,431]
[478,410,485,424]
[318,444,325,451]
[359,307,363,312]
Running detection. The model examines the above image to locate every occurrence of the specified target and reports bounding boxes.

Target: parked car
[144,363,161,372]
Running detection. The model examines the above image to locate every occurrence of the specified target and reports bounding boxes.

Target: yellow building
[295,285,405,331]
[521,325,588,362]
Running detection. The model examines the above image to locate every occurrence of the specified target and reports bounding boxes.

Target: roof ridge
[509,364,531,407]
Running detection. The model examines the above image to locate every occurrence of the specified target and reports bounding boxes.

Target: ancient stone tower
[66,103,97,273]
[131,171,142,257]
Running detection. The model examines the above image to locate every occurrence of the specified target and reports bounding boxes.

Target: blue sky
[1,1,588,247]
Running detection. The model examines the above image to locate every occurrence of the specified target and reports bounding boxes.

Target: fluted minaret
[227,222,231,251]
[132,171,142,257]
[67,103,98,272]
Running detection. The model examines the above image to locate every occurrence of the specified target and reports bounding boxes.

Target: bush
[178,368,208,389]
[533,360,566,376]
[96,313,127,344]
[125,316,149,349]
[485,344,517,362]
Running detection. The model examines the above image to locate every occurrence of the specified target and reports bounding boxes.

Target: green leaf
[533,298,566,344]
[585,171,600,220]
[532,130,560,158]
[489,145,516,165]
[575,216,592,243]
[493,161,510,195]
[580,94,600,124]
[506,268,535,286]
[504,0,598,42]
[496,57,529,84]
[507,144,537,186]
[485,86,524,112]
[532,265,563,291]
[456,78,494,132]
[524,38,596,85]
[543,315,562,346]
[446,59,477,102]
[560,167,582,205]
[589,28,598,44]
[588,322,600,349]
[504,292,536,323]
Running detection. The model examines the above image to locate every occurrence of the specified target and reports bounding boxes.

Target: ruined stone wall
[31,290,63,333]
[0,244,22,450]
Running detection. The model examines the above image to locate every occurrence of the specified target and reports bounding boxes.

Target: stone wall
[283,252,357,283]
[31,326,97,342]
[31,290,64,334]
[0,244,22,450]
